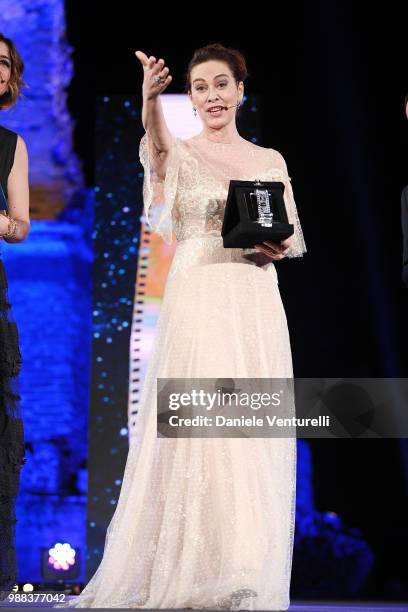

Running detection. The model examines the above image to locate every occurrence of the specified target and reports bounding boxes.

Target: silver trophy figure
[249,182,274,227]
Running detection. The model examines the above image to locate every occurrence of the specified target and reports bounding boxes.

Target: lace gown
[56,133,306,610]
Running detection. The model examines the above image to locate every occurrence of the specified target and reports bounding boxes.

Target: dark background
[64,2,408,376]
[64,1,408,600]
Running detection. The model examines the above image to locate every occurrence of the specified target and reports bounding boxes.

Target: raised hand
[135,50,172,101]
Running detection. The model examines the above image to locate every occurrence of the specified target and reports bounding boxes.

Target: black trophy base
[222,221,294,249]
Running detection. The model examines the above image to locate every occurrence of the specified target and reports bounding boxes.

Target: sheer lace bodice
[139,132,306,259]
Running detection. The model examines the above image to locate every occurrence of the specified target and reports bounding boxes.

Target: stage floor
[0,598,408,610]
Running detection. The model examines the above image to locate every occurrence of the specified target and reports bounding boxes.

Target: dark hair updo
[184,43,248,93]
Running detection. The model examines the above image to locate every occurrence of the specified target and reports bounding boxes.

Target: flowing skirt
[56,237,297,610]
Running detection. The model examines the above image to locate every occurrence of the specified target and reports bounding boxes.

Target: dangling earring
[193,107,197,116]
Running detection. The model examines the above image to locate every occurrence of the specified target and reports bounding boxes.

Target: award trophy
[249,185,274,227]
[222,179,294,248]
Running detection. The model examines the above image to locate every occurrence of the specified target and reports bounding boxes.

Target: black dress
[0,125,26,596]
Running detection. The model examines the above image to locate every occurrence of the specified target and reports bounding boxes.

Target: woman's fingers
[151,64,164,77]
[152,59,168,77]
[135,50,149,66]
[152,58,164,71]
[262,240,286,251]
[135,51,172,98]
[151,60,172,89]
[155,66,169,80]
[136,53,169,79]
[254,243,287,260]
[280,238,291,249]
[258,239,291,258]
[135,51,158,72]
[256,243,280,255]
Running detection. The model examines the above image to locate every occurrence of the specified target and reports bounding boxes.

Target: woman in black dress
[0,32,30,597]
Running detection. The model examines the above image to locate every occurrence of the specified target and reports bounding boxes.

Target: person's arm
[136,51,173,180]
[0,135,30,243]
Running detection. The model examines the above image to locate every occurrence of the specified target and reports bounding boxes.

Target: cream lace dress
[54,132,306,610]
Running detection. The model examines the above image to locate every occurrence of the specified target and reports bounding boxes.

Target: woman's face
[189,60,243,128]
[0,41,11,97]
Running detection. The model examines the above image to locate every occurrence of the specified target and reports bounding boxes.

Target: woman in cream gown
[56,45,306,610]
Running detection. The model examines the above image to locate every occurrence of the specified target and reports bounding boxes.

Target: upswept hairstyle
[184,43,248,93]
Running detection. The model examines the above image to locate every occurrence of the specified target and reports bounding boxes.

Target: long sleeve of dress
[243,149,306,262]
[138,132,180,245]
[274,150,306,259]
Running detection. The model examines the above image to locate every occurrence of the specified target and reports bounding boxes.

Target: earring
[193,107,197,116]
